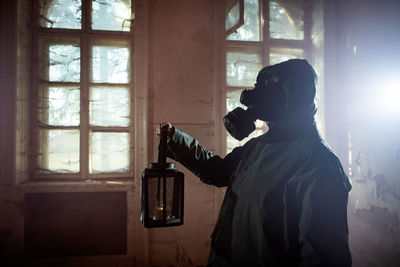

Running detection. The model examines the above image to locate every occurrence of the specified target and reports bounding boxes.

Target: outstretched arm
[165,126,243,187]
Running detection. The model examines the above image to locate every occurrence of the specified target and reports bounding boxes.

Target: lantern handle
[158,125,168,169]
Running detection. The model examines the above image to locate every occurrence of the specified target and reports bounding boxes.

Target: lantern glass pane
[147,176,182,224]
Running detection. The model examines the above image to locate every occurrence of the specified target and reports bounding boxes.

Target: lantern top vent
[147,162,176,169]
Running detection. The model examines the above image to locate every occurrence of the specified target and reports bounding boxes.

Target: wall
[335,0,400,266]
[0,0,224,266]
[146,0,224,265]
[0,0,29,264]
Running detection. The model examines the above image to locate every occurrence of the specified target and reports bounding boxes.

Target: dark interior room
[1,0,399,266]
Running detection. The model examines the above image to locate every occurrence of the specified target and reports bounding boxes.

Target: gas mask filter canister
[223,106,256,141]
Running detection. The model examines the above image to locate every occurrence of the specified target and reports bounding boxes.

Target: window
[225,0,323,153]
[32,0,134,179]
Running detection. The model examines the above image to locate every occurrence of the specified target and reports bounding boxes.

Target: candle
[154,203,164,221]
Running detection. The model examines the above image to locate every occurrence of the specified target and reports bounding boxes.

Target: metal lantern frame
[141,127,184,228]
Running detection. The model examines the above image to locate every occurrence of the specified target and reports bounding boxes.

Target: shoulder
[287,138,351,191]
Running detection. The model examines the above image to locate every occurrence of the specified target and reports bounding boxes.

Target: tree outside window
[33,0,134,179]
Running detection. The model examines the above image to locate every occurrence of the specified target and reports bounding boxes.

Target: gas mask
[223,59,318,141]
[223,69,287,141]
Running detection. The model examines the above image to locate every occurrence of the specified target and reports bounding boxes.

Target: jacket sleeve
[166,127,243,187]
[298,175,352,267]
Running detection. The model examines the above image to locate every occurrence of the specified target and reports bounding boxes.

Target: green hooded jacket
[166,125,352,266]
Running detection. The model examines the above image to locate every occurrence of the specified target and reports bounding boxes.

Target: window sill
[17,179,136,192]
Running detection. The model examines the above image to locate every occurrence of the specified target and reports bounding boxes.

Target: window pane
[227,0,260,41]
[39,0,82,29]
[91,45,130,83]
[38,86,80,126]
[269,47,303,65]
[225,1,240,32]
[92,0,132,31]
[39,40,81,82]
[270,0,304,40]
[38,129,80,173]
[90,132,130,173]
[227,52,262,87]
[90,87,130,126]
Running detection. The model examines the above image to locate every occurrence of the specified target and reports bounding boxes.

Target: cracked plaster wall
[336,0,400,266]
[146,0,222,265]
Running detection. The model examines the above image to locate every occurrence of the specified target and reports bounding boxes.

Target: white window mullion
[80,37,89,179]
[80,0,90,178]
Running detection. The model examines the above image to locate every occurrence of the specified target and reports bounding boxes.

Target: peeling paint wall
[335,0,400,266]
[147,0,220,265]
[348,125,400,266]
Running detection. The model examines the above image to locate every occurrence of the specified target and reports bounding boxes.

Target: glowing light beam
[378,79,400,114]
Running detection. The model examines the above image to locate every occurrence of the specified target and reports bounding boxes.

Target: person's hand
[156,122,175,140]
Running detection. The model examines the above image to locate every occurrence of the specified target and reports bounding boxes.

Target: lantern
[141,127,184,228]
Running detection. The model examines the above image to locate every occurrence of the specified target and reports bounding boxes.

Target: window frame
[31,0,135,180]
[224,0,316,154]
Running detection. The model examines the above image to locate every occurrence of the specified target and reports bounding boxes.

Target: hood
[256,59,318,124]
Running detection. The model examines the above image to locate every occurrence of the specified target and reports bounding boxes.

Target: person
[158,59,352,266]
